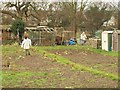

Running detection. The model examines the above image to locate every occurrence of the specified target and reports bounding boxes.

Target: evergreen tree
[10,18,25,43]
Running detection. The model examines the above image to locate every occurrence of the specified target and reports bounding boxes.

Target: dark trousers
[80,39,86,45]
[25,49,30,56]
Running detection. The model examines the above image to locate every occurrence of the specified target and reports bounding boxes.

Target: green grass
[2,45,119,57]
[2,71,48,88]
[89,47,119,57]
[2,44,23,56]
[2,71,33,87]
[0,71,2,87]
[35,45,119,57]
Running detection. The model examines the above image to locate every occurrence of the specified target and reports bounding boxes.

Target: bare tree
[1,1,31,20]
[110,1,120,29]
[47,0,88,38]
[83,2,114,35]
[29,2,49,25]
[1,1,49,26]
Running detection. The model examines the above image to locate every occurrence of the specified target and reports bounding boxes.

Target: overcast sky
[0,0,119,2]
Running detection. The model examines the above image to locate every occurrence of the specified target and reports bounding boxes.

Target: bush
[2,40,16,45]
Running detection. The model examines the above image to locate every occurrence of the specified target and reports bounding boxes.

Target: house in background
[103,16,117,28]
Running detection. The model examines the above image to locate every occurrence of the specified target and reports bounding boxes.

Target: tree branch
[1,10,18,19]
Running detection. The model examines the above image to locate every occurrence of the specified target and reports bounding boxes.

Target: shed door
[102,32,108,51]
[112,33,118,51]
[108,33,112,51]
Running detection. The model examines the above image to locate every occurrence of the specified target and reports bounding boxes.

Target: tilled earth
[2,49,118,88]
[49,49,118,75]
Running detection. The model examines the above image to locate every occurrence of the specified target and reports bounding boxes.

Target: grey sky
[0,0,119,2]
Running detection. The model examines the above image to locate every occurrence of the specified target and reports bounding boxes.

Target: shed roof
[26,26,55,33]
[102,31,113,34]
[25,27,37,30]
[36,26,55,32]
[63,31,73,33]
[113,30,120,34]
[0,25,11,30]
[37,27,55,33]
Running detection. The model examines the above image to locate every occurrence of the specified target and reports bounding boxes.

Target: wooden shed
[0,25,13,44]
[28,26,56,46]
[89,38,101,49]
[62,31,74,42]
[112,30,120,52]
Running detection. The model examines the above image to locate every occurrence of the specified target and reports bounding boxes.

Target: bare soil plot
[48,49,118,75]
[2,51,118,88]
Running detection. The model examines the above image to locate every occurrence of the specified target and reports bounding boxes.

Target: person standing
[80,32,87,45]
[21,36,31,56]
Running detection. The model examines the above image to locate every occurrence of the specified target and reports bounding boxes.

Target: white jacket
[81,33,87,41]
[21,38,31,49]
